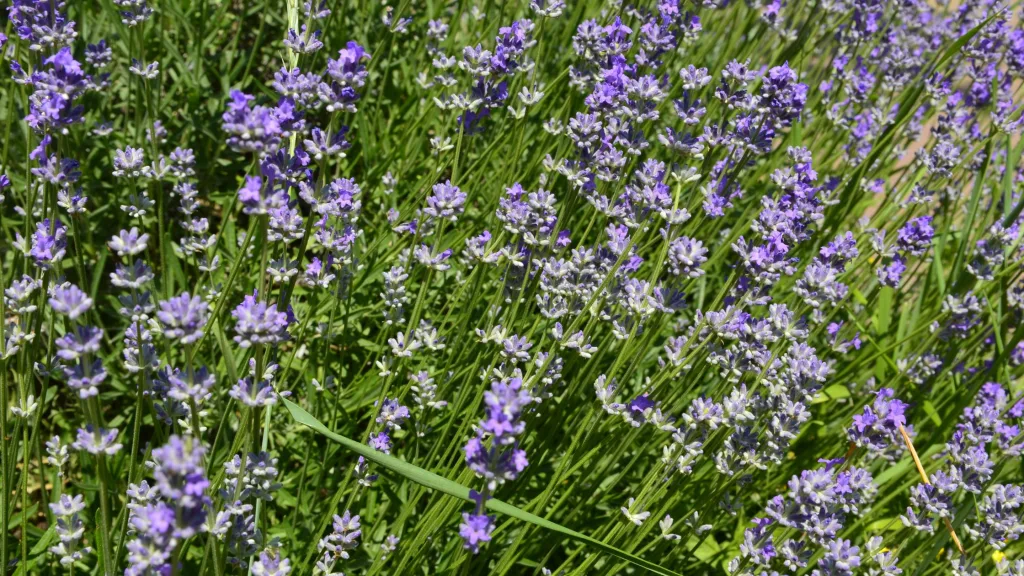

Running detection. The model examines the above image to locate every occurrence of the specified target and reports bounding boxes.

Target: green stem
[20,423,28,576]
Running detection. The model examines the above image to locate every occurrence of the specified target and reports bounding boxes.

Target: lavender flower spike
[232,292,289,347]
[49,283,93,320]
[157,292,209,344]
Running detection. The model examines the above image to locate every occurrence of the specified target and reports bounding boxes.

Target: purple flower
[376,398,411,431]
[85,39,112,67]
[163,366,216,406]
[28,219,67,267]
[319,41,371,112]
[667,236,707,278]
[31,153,80,187]
[150,436,210,517]
[114,0,153,26]
[230,374,279,408]
[459,512,495,554]
[125,436,209,575]
[369,431,392,454]
[108,227,150,257]
[112,146,148,178]
[9,1,77,52]
[284,25,324,55]
[110,260,155,289]
[317,510,361,564]
[761,462,876,547]
[491,20,531,75]
[876,255,906,288]
[971,484,1024,548]
[23,47,88,131]
[157,292,209,344]
[221,91,301,156]
[816,538,861,575]
[848,388,908,455]
[124,502,175,576]
[413,244,453,270]
[303,126,349,160]
[169,147,195,178]
[464,374,531,493]
[556,229,572,248]
[496,183,559,245]
[739,517,776,567]
[423,180,466,222]
[250,548,291,576]
[238,175,286,216]
[72,426,121,455]
[232,293,289,347]
[325,42,371,86]
[896,216,934,257]
[49,283,93,320]
[49,494,91,565]
[56,325,103,362]
[759,63,808,127]
[626,394,656,427]
[936,291,984,340]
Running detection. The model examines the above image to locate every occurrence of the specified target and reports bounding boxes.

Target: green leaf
[686,533,720,562]
[214,325,239,384]
[867,518,901,533]
[873,287,894,336]
[7,502,38,530]
[357,338,384,352]
[922,401,942,427]
[275,487,298,508]
[851,288,868,306]
[1001,135,1024,224]
[89,250,109,302]
[948,136,993,283]
[283,399,682,576]
[811,384,850,404]
[1001,137,1024,229]
[29,527,57,556]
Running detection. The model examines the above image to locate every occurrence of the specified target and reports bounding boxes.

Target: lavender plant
[3,0,1024,574]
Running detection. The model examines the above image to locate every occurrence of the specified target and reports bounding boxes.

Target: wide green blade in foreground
[283,398,681,576]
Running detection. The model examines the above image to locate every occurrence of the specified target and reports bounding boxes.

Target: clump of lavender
[848,388,909,458]
[6,0,1024,575]
[874,216,935,288]
[124,436,209,576]
[212,449,283,568]
[461,374,531,552]
[902,382,1024,551]
[731,459,879,574]
[51,286,107,400]
[221,91,303,157]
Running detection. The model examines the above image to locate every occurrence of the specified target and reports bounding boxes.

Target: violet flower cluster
[6,0,1024,575]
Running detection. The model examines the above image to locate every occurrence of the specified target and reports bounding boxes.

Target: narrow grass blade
[283,398,682,576]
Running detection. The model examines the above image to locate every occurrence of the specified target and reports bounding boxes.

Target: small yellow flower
[993,550,1006,564]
